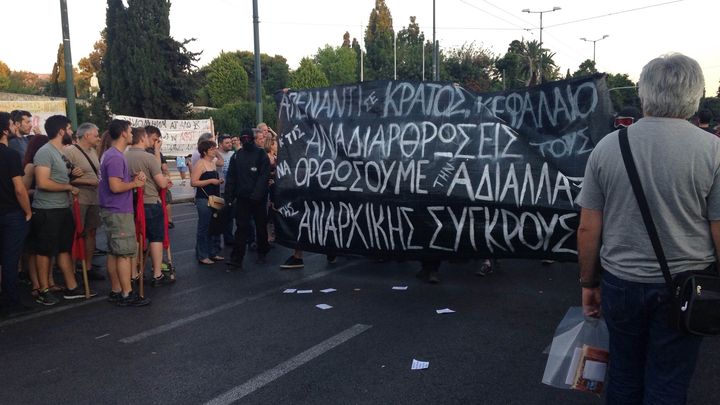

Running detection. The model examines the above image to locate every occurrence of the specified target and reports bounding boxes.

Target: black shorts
[144,203,165,243]
[29,207,75,256]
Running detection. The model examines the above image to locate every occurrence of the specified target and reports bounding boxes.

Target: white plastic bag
[542,306,609,390]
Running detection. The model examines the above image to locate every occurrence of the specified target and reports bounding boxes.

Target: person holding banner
[126,127,173,286]
[99,119,150,307]
[578,53,715,404]
[63,123,104,281]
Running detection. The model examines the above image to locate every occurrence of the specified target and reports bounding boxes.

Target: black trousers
[231,197,269,261]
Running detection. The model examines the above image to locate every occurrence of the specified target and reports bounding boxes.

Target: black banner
[273,75,612,261]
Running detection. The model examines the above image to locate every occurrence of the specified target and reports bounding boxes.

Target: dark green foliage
[77,96,111,130]
[443,42,501,93]
[233,51,290,99]
[607,73,639,112]
[364,0,394,80]
[699,97,720,125]
[206,52,248,107]
[199,95,277,135]
[314,45,357,86]
[289,58,329,89]
[573,60,598,77]
[102,0,198,118]
[395,16,429,81]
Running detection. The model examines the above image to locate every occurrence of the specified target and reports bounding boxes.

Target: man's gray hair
[197,132,213,145]
[638,53,705,119]
[76,122,99,139]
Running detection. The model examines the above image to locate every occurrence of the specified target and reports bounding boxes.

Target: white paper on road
[436,308,455,314]
[320,288,337,293]
[296,290,313,294]
[283,289,297,294]
[411,359,429,370]
[315,304,333,310]
[392,286,408,290]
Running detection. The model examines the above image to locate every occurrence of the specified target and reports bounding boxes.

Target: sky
[3,0,719,96]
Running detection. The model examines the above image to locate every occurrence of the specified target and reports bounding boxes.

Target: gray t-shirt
[577,117,720,282]
[33,143,71,209]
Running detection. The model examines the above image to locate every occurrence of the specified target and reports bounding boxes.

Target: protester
[100,119,150,306]
[29,115,91,305]
[578,53,715,403]
[225,128,270,269]
[191,132,223,169]
[697,109,716,134]
[126,127,173,286]
[191,139,223,265]
[216,134,235,247]
[265,135,278,243]
[144,125,175,228]
[21,134,51,297]
[9,110,33,158]
[63,123,104,280]
[175,155,188,184]
[0,112,33,316]
[230,134,241,151]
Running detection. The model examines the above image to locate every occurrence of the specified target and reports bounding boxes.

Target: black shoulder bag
[618,127,720,336]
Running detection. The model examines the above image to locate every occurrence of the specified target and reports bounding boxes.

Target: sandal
[210,256,224,261]
[198,258,215,265]
[31,288,41,298]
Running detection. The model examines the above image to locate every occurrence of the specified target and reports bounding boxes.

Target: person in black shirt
[0,112,32,316]
[224,128,271,269]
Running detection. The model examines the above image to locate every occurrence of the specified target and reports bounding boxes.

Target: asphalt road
[1,202,718,404]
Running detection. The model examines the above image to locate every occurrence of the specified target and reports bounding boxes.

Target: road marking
[119,262,355,344]
[95,333,110,339]
[204,324,372,405]
[0,297,100,328]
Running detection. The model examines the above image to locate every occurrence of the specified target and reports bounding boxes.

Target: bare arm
[23,164,34,190]
[109,175,144,194]
[71,177,99,187]
[710,220,720,265]
[35,165,74,193]
[214,154,224,168]
[153,173,169,190]
[12,176,32,220]
[578,207,603,318]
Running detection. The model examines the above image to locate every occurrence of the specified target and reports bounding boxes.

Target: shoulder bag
[618,126,720,336]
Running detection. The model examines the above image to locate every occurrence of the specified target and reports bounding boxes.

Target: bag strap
[74,144,99,177]
[618,127,674,288]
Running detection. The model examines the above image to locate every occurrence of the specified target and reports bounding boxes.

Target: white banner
[113,115,214,157]
[0,100,67,134]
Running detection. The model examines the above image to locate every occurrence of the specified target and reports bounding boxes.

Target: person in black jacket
[225,128,271,269]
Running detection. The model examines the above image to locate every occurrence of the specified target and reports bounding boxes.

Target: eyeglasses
[614,116,635,128]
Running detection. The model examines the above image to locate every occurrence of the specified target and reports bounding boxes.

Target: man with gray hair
[578,53,716,403]
[63,122,104,280]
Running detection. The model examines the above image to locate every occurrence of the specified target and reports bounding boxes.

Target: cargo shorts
[100,210,137,257]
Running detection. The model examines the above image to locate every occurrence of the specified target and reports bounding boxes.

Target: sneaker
[280,256,304,269]
[35,289,60,306]
[64,286,98,300]
[541,260,555,266]
[475,260,494,277]
[117,291,151,307]
[107,291,122,303]
[151,274,175,287]
[326,255,337,264]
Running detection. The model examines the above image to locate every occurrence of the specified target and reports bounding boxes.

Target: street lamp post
[580,35,609,64]
[522,6,561,83]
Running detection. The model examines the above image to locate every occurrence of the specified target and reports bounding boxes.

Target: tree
[342,32,351,48]
[233,51,290,99]
[49,43,80,96]
[573,59,597,78]
[495,39,559,88]
[364,0,394,80]
[77,33,107,97]
[205,52,248,107]
[7,71,46,95]
[0,60,10,90]
[103,0,198,118]
[314,45,357,86]
[443,42,500,93]
[289,58,329,89]
[395,16,427,81]
[606,73,639,111]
